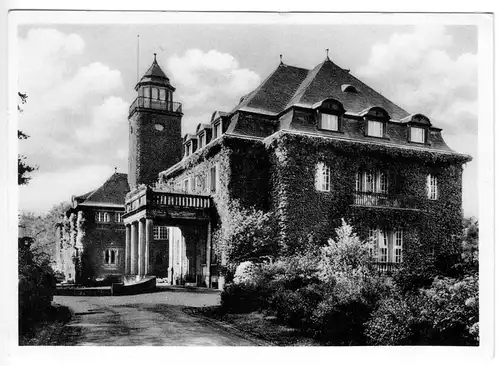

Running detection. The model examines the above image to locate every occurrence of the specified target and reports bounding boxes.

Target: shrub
[364,294,415,345]
[18,237,57,335]
[419,275,479,345]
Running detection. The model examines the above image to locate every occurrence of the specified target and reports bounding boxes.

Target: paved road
[52,289,266,346]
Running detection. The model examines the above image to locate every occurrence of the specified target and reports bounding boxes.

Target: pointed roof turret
[136,53,174,90]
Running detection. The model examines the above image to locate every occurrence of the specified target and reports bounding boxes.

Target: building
[59,53,471,287]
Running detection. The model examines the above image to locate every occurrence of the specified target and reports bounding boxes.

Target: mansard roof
[231,63,309,115]
[74,172,129,208]
[231,58,410,120]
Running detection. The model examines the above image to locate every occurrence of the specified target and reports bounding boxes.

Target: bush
[18,237,57,335]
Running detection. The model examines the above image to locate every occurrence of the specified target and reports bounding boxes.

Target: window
[210,165,219,193]
[143,87,151,98]
[151,87,159,100]
[159,88,166,101]
[366,228,404,265]
[410,127,425,143]
[189,176,195,191]
[367,120,384,137]
[183,179,189,192]
[104,249,118,265]
[213,122,222,139]
[356,170,388,194]
[427,174,438,200]
[153,226,169,240]
[394,229,403,263]
[198,133,205,148]
[185,144,190,157]
[114,212,123,223]
[320,113,339,131]
[315,162,331,192]
[199,173,207,193]
[95,211,110,223]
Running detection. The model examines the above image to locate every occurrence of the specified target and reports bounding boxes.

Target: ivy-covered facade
[152,56,471,285]
[60,54,471,287]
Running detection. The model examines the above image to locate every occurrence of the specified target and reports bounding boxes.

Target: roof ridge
[286,61,325,108]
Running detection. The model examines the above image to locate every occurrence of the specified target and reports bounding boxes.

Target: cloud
[356,25,477,135]
[166,49,261,133]
[18,28,125,160]
[18,164,115,214]
[75,96,128,143]
[355,25,478,217]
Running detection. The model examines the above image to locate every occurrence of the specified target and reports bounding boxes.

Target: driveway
[52,288,267,346]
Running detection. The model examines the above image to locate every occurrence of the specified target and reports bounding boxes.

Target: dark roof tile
[76,173,129,206]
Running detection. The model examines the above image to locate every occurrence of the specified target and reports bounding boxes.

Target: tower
[128,54,183,189]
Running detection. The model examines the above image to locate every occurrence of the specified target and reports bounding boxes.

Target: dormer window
[410,127,425,143]
[320,113,339,131]
[314,99,345,133]
[213,121,222,139]
[367,120,384,137]
[341,84,358,93]
[198,132,205,149]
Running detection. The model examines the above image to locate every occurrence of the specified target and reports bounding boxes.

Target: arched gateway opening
[123,185,216,288]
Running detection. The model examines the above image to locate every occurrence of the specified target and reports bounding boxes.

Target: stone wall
[129,110,183,189]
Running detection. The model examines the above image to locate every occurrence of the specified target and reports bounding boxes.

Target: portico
[123,185,214,286]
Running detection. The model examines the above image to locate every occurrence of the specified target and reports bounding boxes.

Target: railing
[125,187,211,214]
[151,191,211,209]
[353,191,419,210]
[372,262,400,273]
[129,96,182,116]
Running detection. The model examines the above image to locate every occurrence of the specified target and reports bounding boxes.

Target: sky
[15,19,478,217]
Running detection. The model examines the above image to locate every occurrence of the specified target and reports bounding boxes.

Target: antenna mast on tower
[137,35,140,83]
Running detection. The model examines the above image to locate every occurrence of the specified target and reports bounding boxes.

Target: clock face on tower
[154,123,164,131]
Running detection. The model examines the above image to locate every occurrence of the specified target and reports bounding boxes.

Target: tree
[18,92,37,185]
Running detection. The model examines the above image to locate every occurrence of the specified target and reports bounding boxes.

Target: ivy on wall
[265,131,469,264]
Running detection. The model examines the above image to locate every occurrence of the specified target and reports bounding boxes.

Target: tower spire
[326,48,330,60]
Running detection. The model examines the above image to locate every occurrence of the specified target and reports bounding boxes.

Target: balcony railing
[371,262,400,273]
[353,191,419,210]
[129,96,182,116]
[125,187,211,214]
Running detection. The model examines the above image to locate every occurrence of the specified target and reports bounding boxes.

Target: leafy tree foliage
[19,202,71,264]
[213,200,278,269]
[18,92,37,185]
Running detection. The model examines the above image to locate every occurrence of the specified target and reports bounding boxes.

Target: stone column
[130,222,138,275]
[206,221,212,288]
[125,225,131,274]
[138,219,145,277]
[145,219,153,275]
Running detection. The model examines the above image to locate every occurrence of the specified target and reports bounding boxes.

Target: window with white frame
[95,211,110,223]
[104,248,118,265]
[367,120,384,137]
[319,113,339,131]
[427,174,438,200]
[356,170,388,194]
[410,127,425,143]
[153,226,169,240]
[315,162,331,192]
[394,229,403,263]
[366,228,404,264]
[114,212,123,223]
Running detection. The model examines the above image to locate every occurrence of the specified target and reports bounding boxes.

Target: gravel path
[52,289,266,346]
